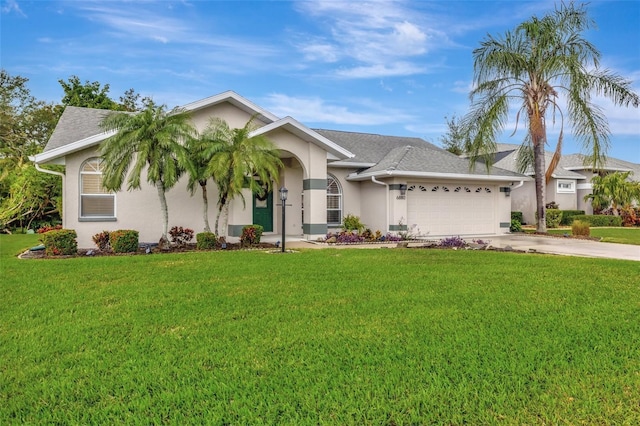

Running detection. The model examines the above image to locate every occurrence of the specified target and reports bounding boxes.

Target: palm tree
[100,104,196,247]
[185,126,222,233]
[462,2,639,232]
[585,171,640,215]
[205,117,282,238]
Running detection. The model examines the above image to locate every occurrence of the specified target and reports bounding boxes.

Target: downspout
[371,176,389,233]
[511,180,525,191]
[34,162,66,228]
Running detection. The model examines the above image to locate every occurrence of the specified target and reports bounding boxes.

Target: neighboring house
[491,143,640,224]
[33,91,528,248]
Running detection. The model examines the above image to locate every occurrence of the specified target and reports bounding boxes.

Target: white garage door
[407,183,497,236]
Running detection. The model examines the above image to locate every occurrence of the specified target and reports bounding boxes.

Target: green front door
[253,190,273,232]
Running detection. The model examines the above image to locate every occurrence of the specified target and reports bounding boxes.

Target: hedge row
[571,215,622,227]
[560,210,585,226]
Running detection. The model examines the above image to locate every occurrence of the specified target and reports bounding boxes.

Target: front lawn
[2,234,639,424]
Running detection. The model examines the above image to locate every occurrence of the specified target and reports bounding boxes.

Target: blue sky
[2,0,639,162]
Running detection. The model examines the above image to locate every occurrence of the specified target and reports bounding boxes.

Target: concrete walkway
[263,234,640,261]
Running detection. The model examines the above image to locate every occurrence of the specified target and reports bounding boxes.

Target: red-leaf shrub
[169,226,194,246]
[39,229,77,256]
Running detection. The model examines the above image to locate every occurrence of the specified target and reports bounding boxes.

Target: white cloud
[452,80,472,94]
[73,3,189,43]
[299,42,340,62]
[262,93,414,126]
[336,62,426,78]
[293,0,446,79]
[1,0,25,16]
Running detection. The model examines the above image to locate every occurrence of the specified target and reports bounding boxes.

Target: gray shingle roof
[363,145,524,177]
[493,143,640,180]
[315,129,523,178]
[314,129,440,164]
[44,106,112,152]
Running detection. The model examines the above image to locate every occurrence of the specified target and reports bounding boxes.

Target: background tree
[59,75,121,110]
[99,105,196,247]
[205,118,282,238]
[462,2,639,233]
[119,88,154,112]
[585,172,640,215]
[439,114,468,155]
[0,164,62,230]
[1,70,62,230]
[59,76,151,112]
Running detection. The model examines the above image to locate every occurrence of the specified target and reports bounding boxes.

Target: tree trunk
[221,203,230,240]
[214,203,223,237]
[531,118,547,233]
[156,181,170,248]
[201,182,211,233]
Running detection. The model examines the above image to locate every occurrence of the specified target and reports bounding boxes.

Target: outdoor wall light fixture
[399,184,408,196]
[279,187,288,252]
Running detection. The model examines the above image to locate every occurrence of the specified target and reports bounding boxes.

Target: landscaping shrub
[40,229,77,256]
[196,232,217,250]
[360,228,374,241]
[240,225,263,247]
[510,219,522,232]
[620,206,640,227]
[330,231,364,244]
[383,233,403,242]
[109,230,139,253]
[571,220,590,237]
[560,210,585,226]
[438,236,467,248]
[511,211,523,224]
[545,209,563,228]
[571,215,622,227]
[325,230,403,244]
[92,231,111,251]
[169,226,194,246]
[36,224,63,234]
[342,214,365,232]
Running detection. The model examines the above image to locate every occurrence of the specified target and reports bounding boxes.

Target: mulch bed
[19,242,278,259]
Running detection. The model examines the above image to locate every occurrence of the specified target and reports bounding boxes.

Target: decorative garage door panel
[407,184,496,236]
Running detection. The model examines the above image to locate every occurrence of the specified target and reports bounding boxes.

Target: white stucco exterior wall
[65,147,221,248]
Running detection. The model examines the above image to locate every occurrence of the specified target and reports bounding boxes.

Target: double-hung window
[80,158,115,219]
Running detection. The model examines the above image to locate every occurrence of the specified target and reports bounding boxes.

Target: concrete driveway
[476,234,640,261]
[277,234,640,261]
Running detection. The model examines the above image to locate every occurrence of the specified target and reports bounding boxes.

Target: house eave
[328,161,377,168]
[32,131,115,165]
[347,170,531,182]
[564,166,632,172]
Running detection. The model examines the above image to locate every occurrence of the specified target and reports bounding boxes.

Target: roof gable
[182,90,279,123]
[43,106,112,153]
[250,117,354,159]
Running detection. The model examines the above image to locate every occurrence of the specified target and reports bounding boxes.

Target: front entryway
[253,190,273,232]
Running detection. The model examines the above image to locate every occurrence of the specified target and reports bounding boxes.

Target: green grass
[2,234,640,424]
[539,227,640,245]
